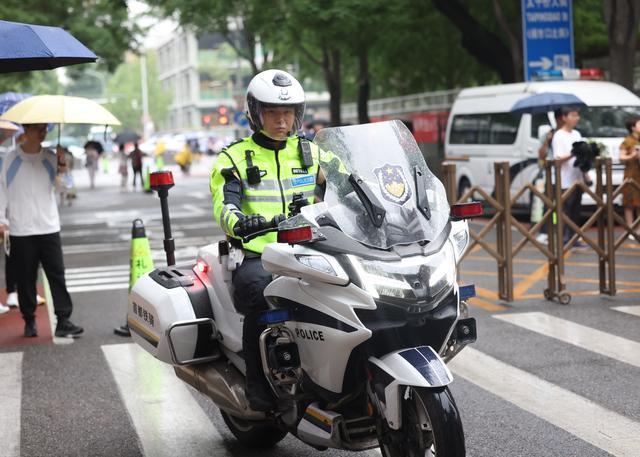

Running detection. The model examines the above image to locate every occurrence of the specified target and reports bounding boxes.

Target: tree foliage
[104,52,171,133]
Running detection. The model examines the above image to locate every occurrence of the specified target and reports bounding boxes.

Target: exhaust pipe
[174,360,266,420]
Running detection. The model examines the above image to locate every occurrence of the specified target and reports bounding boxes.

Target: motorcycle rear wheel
[220,410,288,448]
[378,386,465,457]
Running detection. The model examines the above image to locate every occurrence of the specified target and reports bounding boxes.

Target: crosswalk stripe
[66,264,129,274]
[66,276,129,287]
[68,283,129,293]
[612,305,640,318]
[66,270,129,280]
[0,352,23,457]
[102,343,226,457]
[493,312,640,369]
[450,347,640,457]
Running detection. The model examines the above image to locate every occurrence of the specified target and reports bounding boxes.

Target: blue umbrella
[510,92,586,114]
[0,20,97,73]
[0,92,31,115]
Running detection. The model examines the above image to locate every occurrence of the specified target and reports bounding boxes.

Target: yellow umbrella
[0,95,120,126]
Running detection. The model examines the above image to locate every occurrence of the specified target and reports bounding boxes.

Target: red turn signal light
[196,260,209,273]
[450,202,483,220]
[150,170,175,190]
[277,226,313,244]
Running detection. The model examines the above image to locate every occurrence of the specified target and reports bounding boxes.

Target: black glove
[272,213,287,226]
[234,214,267,237]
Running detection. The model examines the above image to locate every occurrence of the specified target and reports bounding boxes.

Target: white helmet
[246,69,305,134]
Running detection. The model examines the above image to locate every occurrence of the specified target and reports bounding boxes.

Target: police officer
[210,69,322,411]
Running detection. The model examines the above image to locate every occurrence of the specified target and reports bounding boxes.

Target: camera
[571,141,600,172]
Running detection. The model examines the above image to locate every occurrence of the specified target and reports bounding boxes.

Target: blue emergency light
[258,309,292,325]
[459,284,476,301]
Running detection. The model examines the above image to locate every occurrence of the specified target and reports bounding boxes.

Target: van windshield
[577,106,640,138]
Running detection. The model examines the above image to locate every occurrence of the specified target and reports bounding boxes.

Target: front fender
[368,346,453,430]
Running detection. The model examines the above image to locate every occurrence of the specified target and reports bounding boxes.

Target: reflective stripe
[245,195,284,203]
[6,156,22,187]
[41,158,55,183]
[242,179,280,191]
[223,211,233,232]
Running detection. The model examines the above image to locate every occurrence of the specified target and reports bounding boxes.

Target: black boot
[24,319,38,337]
[243,311,276,412]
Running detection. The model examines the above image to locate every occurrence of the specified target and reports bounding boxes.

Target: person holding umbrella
[0,123,83,337]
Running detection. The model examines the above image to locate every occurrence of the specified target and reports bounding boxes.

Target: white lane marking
[62,236,213,254]
[494,312,640,369]
[68,283,129,293]
[0,352,22,457]
[66,270,129,280]
[450,348,640,457]
[102,343,226,457]
[66,264,129,274]
[612,306,640,318]
[66,276,130,287]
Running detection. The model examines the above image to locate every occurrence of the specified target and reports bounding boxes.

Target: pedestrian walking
[552,107,587,248]
[58,147,75,207]
[619,115,640,240]
[118,143,128,191]
[83,140,101,189]
[0,123,83,337]
[130,143,144,189]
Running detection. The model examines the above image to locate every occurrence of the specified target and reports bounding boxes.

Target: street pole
[140,53,151,139]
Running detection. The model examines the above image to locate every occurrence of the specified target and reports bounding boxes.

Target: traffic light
[218,106,229,125]
[202,114,212,127]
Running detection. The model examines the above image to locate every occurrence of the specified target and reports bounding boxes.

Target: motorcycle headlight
[347,243,456,301]
[296,255,338,276]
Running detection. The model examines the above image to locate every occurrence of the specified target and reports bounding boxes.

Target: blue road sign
[522,0,574,81]
[233,110,249,127]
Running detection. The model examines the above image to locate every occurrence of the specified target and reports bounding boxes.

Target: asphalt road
[0,157,638,457]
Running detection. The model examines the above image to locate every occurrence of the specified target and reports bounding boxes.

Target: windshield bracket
[349,174,386,228]
[414,166,431,220]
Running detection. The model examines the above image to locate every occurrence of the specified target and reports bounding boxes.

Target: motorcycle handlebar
[233,216,282,242]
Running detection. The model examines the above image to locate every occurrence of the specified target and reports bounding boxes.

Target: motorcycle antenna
[150,170,176,266]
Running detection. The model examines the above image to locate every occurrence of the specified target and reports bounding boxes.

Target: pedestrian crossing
[2,307,640,456]
[64,252,201,293]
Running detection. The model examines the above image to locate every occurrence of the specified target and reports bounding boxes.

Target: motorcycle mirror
[277,226,313,244]
[450,202,483,221]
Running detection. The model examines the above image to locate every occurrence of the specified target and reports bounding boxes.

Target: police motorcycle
[128,120,481,457]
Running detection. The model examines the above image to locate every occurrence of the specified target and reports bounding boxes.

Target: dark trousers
[10,233,73,323]
[562,188,583,242]
[5,252,17,293]
[232,257,272,381]
[132,168,143,188]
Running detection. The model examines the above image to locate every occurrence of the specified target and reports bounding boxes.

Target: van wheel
[220,411,287,448]
[457,177,471,202]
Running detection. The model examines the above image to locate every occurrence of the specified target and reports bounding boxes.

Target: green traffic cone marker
[115,218,155,337]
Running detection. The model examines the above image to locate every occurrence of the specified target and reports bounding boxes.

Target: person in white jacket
[0,123,83,337]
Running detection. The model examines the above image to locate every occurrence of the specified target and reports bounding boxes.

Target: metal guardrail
[443,158,639,304]
[341,89,460,121]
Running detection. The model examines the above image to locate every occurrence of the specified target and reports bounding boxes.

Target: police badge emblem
[374,164,411,205]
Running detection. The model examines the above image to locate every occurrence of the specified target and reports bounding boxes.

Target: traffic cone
[114,219,155,337]
[143,166,152,193]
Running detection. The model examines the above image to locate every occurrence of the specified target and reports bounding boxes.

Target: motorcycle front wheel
[220,410,288,448]
[378,386,465,457]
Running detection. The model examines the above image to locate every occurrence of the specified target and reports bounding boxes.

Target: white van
[444,79,640,207]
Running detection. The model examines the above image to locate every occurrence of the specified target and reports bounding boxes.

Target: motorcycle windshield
[315,120,449,249]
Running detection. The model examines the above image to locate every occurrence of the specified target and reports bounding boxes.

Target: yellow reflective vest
[210,133,321,254]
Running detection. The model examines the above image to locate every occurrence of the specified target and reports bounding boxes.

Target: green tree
[105,52,171,134]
